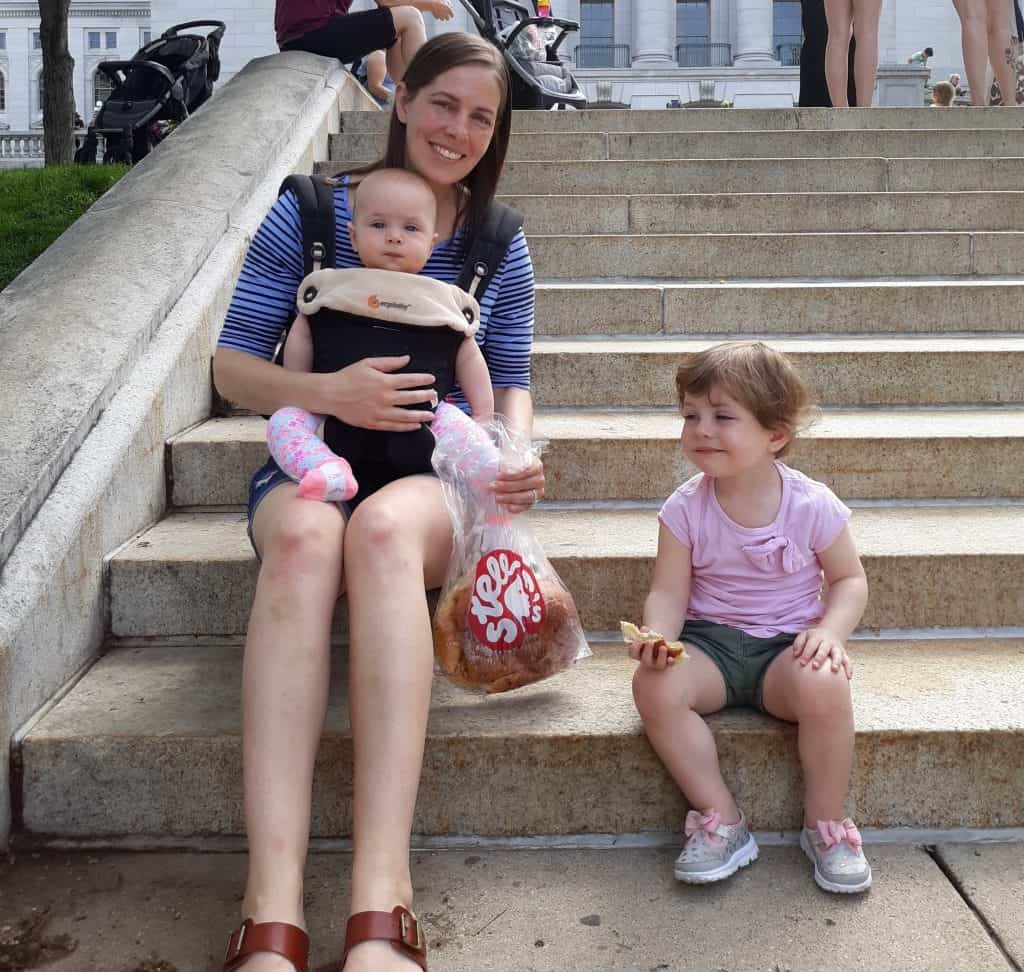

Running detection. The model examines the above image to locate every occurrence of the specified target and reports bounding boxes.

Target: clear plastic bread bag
[430,404,591,693]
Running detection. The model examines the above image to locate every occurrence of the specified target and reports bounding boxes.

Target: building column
[733,0,775,63]
[631,0,676,65]
[556,0,580,62]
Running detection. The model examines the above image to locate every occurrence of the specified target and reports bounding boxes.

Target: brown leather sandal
[223,918,310,971]
[341,905,427,970]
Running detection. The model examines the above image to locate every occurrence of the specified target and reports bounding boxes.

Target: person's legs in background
[824,0,855,106]
[799,0,857,106]
[986,0,1019,104]
[851,0,882,106]
[955,0,996,103]
[385,6,427,81]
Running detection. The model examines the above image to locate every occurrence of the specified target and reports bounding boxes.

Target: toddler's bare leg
[632,649,737,820]
[761,651,854,826]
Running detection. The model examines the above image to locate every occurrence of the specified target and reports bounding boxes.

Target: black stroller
[460,0,587,109]
[75,20,226,166]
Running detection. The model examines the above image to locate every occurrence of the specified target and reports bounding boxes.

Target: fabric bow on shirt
[741,535,809,574]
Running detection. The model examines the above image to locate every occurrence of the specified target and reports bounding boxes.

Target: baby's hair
[931,81,955,106]
[675,341,814,457]
[350,167,437,226]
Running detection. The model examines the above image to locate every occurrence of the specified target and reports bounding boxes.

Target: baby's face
[349,178,437,274]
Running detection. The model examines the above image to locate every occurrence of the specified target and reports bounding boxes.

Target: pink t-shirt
[658,462,852,638]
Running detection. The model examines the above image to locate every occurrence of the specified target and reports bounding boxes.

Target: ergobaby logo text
[368,294,411,311]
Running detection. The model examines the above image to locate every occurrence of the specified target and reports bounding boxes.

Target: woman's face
[395,64,504,192]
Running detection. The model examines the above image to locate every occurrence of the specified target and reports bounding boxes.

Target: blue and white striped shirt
[218,176,535,406]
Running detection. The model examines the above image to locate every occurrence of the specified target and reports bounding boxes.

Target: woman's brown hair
[346,33,512,255]
[675,341,814,457]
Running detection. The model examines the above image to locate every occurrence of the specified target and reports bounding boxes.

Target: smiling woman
[212,31,540,972]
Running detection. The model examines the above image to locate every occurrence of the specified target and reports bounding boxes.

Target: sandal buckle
[224,920,248,962]
[399,910,425,952]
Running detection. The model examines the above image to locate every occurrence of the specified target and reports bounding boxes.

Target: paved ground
[0,843,1020,971]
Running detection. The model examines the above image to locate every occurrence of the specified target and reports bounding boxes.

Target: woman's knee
[344,498,413,564]
[391,5,425,34]
[261,502,345,576]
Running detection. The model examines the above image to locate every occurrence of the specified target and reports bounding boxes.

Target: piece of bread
[620,620,688,659]
[433,572,584,693]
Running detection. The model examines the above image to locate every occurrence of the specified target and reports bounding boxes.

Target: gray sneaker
[673,809,759,884]
[800,819,872,894]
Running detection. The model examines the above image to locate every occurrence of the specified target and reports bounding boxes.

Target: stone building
[0,0,1007,130]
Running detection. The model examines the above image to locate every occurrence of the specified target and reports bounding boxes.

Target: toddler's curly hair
[675,341,815,457]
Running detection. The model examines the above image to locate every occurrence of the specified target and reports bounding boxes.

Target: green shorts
[681,619,798,712]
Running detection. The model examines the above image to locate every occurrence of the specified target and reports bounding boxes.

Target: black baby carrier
[460,0,587,109]
[75,20,226,166]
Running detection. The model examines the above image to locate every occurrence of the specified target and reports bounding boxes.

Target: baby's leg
[266,406,358,503]
[631,648,737,820]
[761,652,854,826]
[431,401,501,493]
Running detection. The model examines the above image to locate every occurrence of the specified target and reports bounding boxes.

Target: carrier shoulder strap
[278,173,337,276]
[457,201,524,304]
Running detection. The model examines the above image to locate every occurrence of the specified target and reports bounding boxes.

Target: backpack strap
[279,173,337,276]
[457,201,524,304]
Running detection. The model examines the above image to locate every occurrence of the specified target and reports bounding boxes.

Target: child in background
[931,80,956,105]
[628,342,871,894]
[267,167,493,504]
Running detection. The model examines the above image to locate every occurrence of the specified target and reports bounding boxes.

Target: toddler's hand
[627,628,677,670]
[793,627,852,679]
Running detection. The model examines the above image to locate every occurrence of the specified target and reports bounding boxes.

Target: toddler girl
[629,341,871,894]
[267,166,494,503]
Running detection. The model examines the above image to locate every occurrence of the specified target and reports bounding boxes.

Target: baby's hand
[792,627,853,679]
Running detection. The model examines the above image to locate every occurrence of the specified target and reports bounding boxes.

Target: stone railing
[0,53,376,844]
[0,132,44,159]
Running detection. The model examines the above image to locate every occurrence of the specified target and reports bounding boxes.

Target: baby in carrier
[267,167,495,504]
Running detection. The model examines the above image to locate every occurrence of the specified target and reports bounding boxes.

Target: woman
[823,0,883,107]
[214,33,543,972]
[952,0,1018,106]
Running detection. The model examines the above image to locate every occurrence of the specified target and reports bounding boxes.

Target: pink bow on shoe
[684,809,723,845]
[816,817,863,851]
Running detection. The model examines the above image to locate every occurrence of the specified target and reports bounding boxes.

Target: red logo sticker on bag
[468,549,545,651]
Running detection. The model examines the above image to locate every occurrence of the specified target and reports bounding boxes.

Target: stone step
[527,231,1022,279]
[340,105,1024,133]
[107,506,1024,637]
[533,279,1024,337]
[328,129,1024,162]
[170,409,1024,507]
[318,156,1024,194]
[18,638,1024,836]
[532,337,1024,407]
[501,191,1024,235]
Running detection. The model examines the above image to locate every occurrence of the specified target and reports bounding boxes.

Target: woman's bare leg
[851,0,882,107]
[631,649,736,820]
[385,6,427,83]
[986,0,1018,104]
[824,0,855,107]
[954,0,993,104]
[241,484,347,971]
[341,476,453,971]
[365,49,392,102]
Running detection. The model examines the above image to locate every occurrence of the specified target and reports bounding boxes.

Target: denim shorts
[681,619,797,712]
[246,456,354,557]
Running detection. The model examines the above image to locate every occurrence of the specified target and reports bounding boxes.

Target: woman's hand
[492,455,545,515]
[319,355,438,432]
[627,629,677,670]
[792,627,853,679]
[416,0,454,19]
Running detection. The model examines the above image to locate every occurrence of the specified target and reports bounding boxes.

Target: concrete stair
[16,107,1024,840]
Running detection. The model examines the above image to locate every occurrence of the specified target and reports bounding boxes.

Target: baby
[267,167,494,503]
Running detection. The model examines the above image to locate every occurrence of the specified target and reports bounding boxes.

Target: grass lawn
[0,164,128,292]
